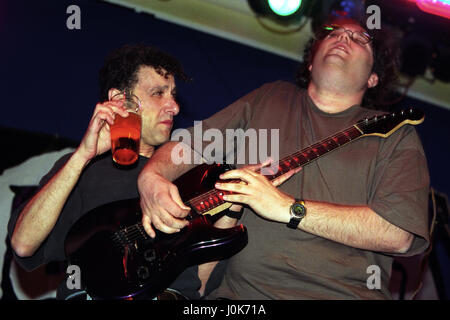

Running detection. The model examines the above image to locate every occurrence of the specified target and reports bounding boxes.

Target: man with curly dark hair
[137,17,430,300]
[98,44,189,103]
[8,44,201,299]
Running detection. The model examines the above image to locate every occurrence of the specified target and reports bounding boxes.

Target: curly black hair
[98,44,189,102]
[295,19,401,110]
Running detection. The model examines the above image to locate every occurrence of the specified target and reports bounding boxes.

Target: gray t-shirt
[186,81,430,299]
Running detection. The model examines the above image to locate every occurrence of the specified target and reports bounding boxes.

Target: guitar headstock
[357,108,424,138]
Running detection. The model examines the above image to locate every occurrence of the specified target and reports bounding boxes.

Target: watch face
[291,203,305,217]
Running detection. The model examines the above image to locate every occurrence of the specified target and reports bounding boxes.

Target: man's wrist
[279,196,295,224]
[70,149,92,172]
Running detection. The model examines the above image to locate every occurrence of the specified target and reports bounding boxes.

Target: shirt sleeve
[7,152,74,271]
[368,125,430,257]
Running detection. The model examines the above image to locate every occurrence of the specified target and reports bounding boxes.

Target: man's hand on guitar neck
[215,162,302,224]
[139,171,190,238]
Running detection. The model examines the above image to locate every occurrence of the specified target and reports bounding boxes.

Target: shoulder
[258,80,301,94]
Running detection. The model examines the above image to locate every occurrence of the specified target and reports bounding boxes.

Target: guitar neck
[261,125,363,182]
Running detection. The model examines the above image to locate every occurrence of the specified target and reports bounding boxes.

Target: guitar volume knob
[144,249,156,262]
[137,266,150,279]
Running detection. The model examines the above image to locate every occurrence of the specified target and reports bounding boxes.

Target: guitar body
[65,163,247,299]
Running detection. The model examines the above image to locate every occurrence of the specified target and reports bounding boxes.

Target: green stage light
[268,0,303,16]
[248,0,315,26]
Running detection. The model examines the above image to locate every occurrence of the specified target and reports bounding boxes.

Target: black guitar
[65,108,424,299]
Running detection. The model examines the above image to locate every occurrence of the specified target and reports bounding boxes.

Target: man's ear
[367,73,379,88]
[308,64,312,72]
[108,88,122,101]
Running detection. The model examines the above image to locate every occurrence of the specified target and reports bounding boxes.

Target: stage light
[268,0,302,16]
[247,0,312,24]
[414,0,450,20]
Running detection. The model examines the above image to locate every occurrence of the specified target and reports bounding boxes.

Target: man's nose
[338,30,351,43]
[164,97,180,116]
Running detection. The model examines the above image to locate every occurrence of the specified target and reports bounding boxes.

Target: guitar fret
[278,161,290,174]
[326,138,340,149]
[191,189,231,213]
[347,127,362,139]
[306,148,319,159]
[289,156,301,166]
[320,142,330,152]
[337,134,350,145]
[332,136,341,146]
[296,154,309,165]
[314,144,328,155]
[286,157,300,168]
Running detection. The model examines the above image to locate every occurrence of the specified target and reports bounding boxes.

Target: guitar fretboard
[265,125,363,180]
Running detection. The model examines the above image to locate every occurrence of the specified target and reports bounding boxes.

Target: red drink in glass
[110,112,141,165]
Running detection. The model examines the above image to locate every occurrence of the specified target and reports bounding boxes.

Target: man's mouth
[159,120,173,126]
[329,44,350,55]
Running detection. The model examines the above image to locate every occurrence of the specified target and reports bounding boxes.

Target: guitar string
[114,223,147,243]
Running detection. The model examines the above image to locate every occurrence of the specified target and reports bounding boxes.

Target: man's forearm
[299,200,413,254]
[142,141,197,181]
[11,151,88,257]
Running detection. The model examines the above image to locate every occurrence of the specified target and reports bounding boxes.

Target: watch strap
[224,207,244,220]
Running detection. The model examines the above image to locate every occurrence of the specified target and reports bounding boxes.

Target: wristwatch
[287,199,306,229]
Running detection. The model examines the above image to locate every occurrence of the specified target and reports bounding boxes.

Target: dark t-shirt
[8,152,201,299]
[182,81,430,299]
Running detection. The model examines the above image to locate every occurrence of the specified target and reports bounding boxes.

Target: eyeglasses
[315,24,373,46]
